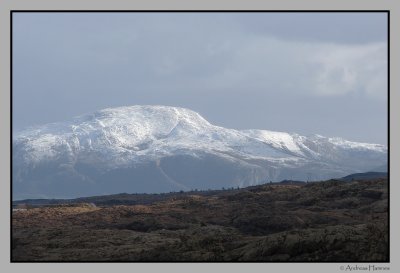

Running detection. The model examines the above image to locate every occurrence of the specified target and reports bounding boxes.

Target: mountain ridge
[13,105,387,199]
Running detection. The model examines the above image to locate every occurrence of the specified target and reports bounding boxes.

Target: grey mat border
[1,0,398,272]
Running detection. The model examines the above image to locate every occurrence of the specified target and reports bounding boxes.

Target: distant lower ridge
[340,171,387,182]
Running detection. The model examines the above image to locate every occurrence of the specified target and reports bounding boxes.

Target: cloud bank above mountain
[13,12,388,144]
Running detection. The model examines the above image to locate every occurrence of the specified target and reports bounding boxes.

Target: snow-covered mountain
[13,105,387,199]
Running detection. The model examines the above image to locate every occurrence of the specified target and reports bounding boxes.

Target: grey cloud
[230,12,387,44]
[12,12,388,144]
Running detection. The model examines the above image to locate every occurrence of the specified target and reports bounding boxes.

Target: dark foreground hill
[12,178,388,262]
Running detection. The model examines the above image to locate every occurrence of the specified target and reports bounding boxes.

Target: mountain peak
[89,105,207,121]
[74,104,212,130]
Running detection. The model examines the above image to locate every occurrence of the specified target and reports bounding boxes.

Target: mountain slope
[13,105,387,199]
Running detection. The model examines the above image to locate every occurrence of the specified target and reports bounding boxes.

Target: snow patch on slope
[241,130,304,156]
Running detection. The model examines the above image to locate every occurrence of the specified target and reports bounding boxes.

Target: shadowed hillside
[12,178,388,262]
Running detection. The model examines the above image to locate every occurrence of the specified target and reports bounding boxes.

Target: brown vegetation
[12,179,388,261]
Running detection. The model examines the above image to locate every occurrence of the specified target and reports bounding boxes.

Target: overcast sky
[12,12,388,144]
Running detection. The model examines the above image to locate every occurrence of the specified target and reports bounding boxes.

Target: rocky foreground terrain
[12,178,388,262]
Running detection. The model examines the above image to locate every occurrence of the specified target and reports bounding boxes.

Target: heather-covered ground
[12,178,388,262]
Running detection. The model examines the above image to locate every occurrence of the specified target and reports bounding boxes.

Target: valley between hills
[12,177,388,262]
